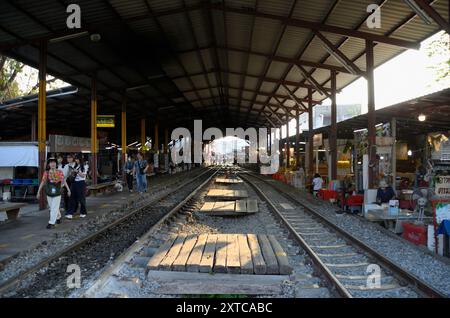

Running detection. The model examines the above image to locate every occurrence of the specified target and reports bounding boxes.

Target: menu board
[435,176,450,198]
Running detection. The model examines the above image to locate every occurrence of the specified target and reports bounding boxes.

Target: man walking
[134,152,149,194]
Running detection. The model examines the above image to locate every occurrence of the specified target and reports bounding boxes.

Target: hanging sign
[435,176,450,198]
[313,134,323,147]
[49,134,93,153]
[97,115,115,128]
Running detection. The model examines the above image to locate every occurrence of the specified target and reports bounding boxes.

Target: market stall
[0,142,39,202]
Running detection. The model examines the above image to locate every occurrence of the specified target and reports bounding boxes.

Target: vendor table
[366,208,432,233]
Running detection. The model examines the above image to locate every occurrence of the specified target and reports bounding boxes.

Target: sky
[278,31,450,139]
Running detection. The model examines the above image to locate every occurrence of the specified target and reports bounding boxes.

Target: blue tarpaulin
[437,220,450,236]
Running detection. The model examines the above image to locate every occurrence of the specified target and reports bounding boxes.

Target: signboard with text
[49,134,96,153]
[435,176,450,198]
[97,115,115,128]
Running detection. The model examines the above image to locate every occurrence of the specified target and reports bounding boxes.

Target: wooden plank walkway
[147,234,292,275]
[206,189,248,200]
[215,178,243,184]
[199,199,258,216]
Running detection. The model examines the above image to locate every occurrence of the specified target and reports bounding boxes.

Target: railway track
[0,168,218,298]
[240,171,446,298]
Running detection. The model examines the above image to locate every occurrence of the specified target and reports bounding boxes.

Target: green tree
[0,55,24,102]
[425,31,450,85]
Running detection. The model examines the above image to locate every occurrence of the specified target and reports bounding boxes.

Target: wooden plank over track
[147,234,291,275]
[199,199,258,216]
[206,189,248,200]
[215,178,243,184]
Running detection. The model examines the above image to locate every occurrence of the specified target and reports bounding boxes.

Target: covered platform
[0,0,449,301]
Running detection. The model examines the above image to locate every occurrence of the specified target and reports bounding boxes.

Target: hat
[379,180,388,188]
[47,156,57,163]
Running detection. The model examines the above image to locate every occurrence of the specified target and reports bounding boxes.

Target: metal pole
[140,118,146,151]
[121,96,127,183]
[164,128,169,154]
[285,117,289,168]
[31,112,37,141]
[90,77,98,185]
[308,88,314,180]
[330,70,337,180]
[391,117,397,191]
[38,40,47,210]
[366,39,376,188]
[295,108,300,168]
[154,123,159,153]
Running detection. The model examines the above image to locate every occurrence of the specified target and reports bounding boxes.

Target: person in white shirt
[312,173,324,197]
[62,154,76,212]
[65,154,87,219]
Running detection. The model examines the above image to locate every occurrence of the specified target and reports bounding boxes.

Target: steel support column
[285,117,289,168]
[154,123,159,153]
[295,108,300,167]
[140,118,146,152]
[391,117,397,191]
[31,112,37,142]
[366,40,376,188]
[121,96,127,182]
[164,128,169,154]
[330,70,337,180]
[90,77,98,185]
[308,88,314,180]
[38,40,47,210]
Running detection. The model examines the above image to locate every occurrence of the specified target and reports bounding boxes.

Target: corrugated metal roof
[0,0,447,130]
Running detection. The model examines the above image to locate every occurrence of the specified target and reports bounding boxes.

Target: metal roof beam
[314,31,365,77]
[171,69,337,93]
[410,0,450,34]
[181,85,321,104]
[209,3,420,50]
[281,85,308,112]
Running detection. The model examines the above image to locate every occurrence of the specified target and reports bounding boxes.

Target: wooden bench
[0,202,26,220]
[86,181,117,197]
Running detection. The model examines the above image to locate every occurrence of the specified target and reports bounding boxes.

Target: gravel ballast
[258,175,450,297]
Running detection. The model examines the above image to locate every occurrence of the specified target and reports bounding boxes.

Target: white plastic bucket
[2,191,11,201]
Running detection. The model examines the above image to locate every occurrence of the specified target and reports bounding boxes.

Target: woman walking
[36,157,71,229]
[65,154,88,219]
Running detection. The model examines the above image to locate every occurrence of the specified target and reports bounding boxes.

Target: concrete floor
[0,189,140,262]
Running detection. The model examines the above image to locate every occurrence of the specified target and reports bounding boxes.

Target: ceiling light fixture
[418,114,426,122]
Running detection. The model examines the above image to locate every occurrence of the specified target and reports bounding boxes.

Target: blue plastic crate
[22,179,34,185]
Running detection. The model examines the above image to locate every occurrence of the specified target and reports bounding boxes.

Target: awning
[0,143,39,167]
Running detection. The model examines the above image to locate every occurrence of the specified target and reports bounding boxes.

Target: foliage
[425,31,450,85]
[1,55,65,102]
[0,55,23,101]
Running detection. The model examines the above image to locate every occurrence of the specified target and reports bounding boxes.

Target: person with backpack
[36,157,71,229]
[123,154,135,192]
[65,154,88,219]
[134,152,149,193]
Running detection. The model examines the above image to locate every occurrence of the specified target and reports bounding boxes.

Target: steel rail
[239,172,352,298]
[0,168,217,296]
[241,171,446,298]
[80,168,219,297]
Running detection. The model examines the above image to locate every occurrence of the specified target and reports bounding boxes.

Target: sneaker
[65,214,73,219]
[56,219,61,224]
[46,224,55,229]
[80,214,87,218]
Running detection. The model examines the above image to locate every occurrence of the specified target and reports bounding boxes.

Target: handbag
[45,180,62,197]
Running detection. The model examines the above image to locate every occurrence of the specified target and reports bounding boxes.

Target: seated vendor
[376,179,396,204]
